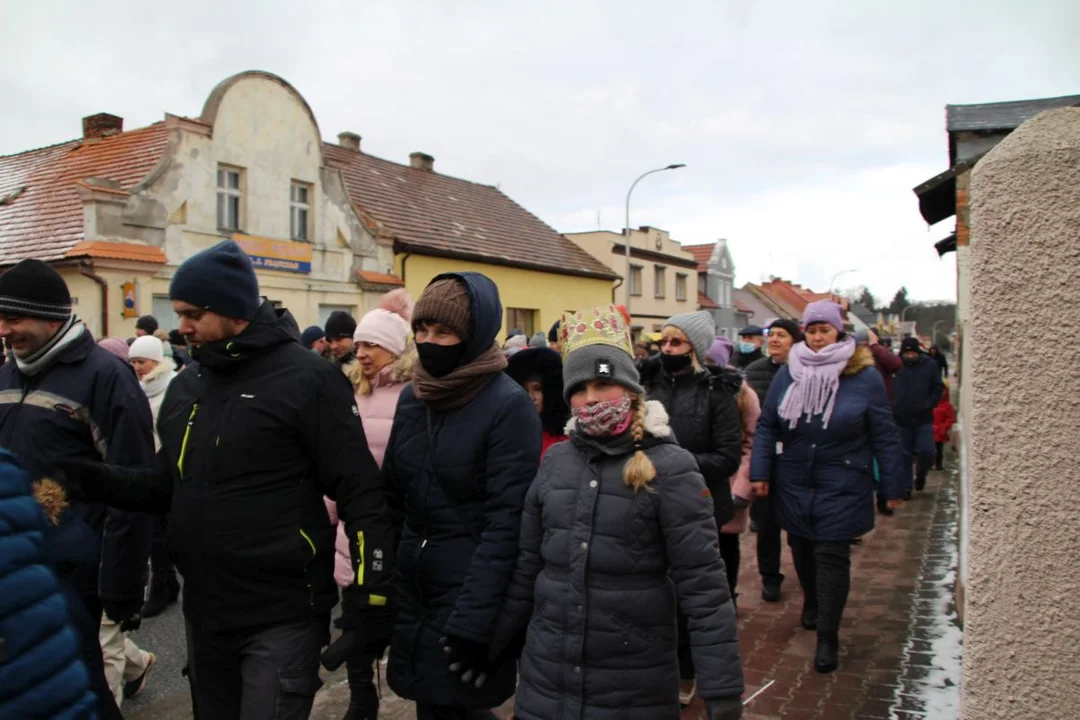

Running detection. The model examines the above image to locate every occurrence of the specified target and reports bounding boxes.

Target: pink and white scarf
[778,337,856,428]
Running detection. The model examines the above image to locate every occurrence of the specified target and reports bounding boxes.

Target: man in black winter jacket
[58,241,395,720]
[892,337,945,493]
[0,259,154,720]
[745,318,803,603]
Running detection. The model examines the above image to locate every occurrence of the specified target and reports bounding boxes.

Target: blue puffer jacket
[750,346,905,541]
[383,272,541,708]
[0,449,97,719]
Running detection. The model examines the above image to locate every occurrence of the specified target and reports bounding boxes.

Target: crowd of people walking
[0,238,951,719]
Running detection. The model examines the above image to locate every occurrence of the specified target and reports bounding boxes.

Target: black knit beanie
[324,312,357,340]
[169,240,260,320]
[768,318,804,343]
[136,315,158,334]
[0,259,72,320]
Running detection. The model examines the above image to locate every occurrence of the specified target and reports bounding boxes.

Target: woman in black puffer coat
[640,310,742,706]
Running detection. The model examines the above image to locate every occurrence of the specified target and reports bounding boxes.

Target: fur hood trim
[564,399,673,439]
[344,344,417,393]
[843,345,874,376]
[33,478,68,526]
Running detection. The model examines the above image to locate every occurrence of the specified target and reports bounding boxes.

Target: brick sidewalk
[316,469,960,719]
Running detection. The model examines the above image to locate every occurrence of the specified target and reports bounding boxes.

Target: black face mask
[661,352,693,374]
[902,356,919,367]
[417,342,466,378]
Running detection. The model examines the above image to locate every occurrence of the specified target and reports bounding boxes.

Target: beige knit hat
[412,277,471,340]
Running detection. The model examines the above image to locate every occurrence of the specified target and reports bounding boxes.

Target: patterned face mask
[571,393,633,437]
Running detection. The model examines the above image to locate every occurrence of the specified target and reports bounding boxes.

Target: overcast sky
[2,0,1077,303]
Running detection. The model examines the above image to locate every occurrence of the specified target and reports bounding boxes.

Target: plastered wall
[962,107,1080,718]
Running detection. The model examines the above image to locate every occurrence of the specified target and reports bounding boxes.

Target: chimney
[338,132,361,151]
[82,113,124,140]
[409,152,435,173]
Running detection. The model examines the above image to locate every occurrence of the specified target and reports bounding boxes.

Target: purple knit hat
[97,337,130,361]
[706,336,733,367]
[802,300,844,333]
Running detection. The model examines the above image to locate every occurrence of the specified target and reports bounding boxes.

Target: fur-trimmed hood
[843,345,874,376]
[140,360,175,399]
[33,478,68,526]
[564,399,673,439]
[343,344,417,394]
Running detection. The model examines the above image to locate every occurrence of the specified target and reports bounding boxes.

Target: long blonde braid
[623,397,658,493]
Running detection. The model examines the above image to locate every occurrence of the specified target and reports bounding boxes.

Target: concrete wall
[397,254,613,344]
[962,107,1080,719]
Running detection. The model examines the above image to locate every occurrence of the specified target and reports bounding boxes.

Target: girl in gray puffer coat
[490,306,744,720]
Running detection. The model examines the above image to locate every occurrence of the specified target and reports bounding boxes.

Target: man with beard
[55,241,394,720]
[0,259,154,719]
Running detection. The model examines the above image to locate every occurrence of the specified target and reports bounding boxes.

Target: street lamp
[931,320,944,347]
[828,269,858,293]
[900,305,916,336]
[624,164,686,317]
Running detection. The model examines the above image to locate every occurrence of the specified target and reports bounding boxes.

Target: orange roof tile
[324,145,616,280]
[66,240,167,264]
[683,243,715,273]
[698,290,720,309]
[356,270,405,286]
[0,124,170,265]
[734,298,754,314]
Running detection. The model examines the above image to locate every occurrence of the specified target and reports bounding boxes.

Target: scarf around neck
[413,342,507,412]
[141,362,175,399]
[15,316,85,377]
[778,337,856,429]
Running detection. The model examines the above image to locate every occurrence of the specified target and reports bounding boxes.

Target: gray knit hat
[663,310,716,365]
[560,305,643,401]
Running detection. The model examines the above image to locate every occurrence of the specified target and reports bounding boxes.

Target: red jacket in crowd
[933,391,956,444]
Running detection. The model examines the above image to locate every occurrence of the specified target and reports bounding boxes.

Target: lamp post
[931,320,944,347]
[900,304,916,336]
[828,269,858,294]
[624,164,686,317]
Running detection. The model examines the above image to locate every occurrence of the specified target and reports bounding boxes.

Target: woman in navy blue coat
[750,301,904,674]
[382,273,541,719]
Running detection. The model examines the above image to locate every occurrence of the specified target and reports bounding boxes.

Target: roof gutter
[78,261,109,337]
[394,241,619,282]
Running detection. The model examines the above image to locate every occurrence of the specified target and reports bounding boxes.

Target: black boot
[761,579,782,603]
[142,573,180,618]
[915,474,927,492]
[814,633,839,673]
[877,495,894,516]
[343,655,379,720]
[801,603,818,631]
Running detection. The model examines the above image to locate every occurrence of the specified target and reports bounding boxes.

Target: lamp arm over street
[624,164,686,319]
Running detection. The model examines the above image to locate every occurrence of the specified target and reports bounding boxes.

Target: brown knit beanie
[412,277,471,340]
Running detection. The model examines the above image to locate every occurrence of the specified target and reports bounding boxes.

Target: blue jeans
[898,422,935,493]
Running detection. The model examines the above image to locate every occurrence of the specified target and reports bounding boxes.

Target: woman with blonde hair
[326,288,414,720]
[489,306,744,720]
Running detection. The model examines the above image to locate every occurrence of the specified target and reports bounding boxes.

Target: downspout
[611,277,623,304]
[78,261,109,337]
[399,252,412,284]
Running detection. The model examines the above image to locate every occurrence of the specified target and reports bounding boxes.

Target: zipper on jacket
[299,528,316,558]
[176,403,199,475]
[355,530,365,586]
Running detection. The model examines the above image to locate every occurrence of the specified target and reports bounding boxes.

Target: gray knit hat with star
[663,310,716,365]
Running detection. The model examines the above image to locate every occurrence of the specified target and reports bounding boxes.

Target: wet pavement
[127,468,961,719]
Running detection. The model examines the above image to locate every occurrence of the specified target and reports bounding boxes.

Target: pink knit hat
[354,289,413,357]
[97,337,130,361]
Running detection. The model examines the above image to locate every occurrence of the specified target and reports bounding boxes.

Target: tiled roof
[356,270,405,286]
[683,243,714,273]
[67,240,167,264]
[697,290,720,309]
[0,124,170,265]
[324,145,616,280]
[734,298,753,314]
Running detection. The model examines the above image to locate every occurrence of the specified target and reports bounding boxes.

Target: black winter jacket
[383,272,541,709]
[892,354,945,427]
[0,327,154,610]
[67,303,393,633]
[744,356,782,408]
[494,401,743,719]
[640,358,742,528]
[734,348,764,369]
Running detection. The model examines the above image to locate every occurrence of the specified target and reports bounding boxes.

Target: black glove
[440,633,492,689]
[704,696,743,720]
[104,599,143,632]
[336,587,393,657]
[48,459,103,503]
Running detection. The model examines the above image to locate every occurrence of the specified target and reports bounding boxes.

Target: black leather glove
[704,696,743,720]
[48,459,103,503]
[440,633,492,689]
[104,599,143,632]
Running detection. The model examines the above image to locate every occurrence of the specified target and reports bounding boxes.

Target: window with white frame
[290,182,312,241]
[629,266,643,296]
[217,166,243,231]
[675,273,688,301]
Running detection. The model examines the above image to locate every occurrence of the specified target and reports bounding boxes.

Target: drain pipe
[78,261,109,337]
[611,277,623,304]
